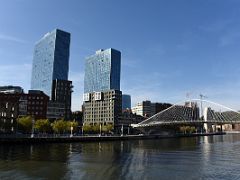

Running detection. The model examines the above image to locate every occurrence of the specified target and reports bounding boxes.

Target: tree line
[17,116,114,134]
[17,116,78,134]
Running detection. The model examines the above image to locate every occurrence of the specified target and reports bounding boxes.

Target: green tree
[51,119,68,134]
[82,124,93,133]
[179,126,187,134]
[66,121,79,132]
[17,116,33,133]
[179,126,196,134]
[92,123,100,133]
[102,124,114,133]
[189,126,196,134]
[34,119,51,133]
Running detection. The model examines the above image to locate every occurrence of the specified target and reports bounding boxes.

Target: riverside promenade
[0,132,226,144]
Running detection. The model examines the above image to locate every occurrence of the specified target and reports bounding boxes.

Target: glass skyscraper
[84,48,121,93]
[31,29,70,98]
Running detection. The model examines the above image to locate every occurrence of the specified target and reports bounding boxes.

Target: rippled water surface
[1,134,240,180]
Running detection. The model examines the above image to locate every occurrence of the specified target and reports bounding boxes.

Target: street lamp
[70,123,73,138]
[31,116,35,138]
[82,123,84,136]
[99,123,102,136]
[121,124,123,136]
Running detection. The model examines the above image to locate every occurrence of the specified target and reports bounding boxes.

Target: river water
[0,134,240,180]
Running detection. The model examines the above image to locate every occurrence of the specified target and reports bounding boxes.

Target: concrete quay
[0,132,226,144]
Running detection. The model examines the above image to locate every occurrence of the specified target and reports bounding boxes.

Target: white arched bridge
[131,99,240,130]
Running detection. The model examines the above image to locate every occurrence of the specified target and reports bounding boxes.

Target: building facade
[0,90,49,133]
[83,90,122,126]
[31,29,70,98]
[47,101,65,120]
[24,90,49,119]
[84,48,121,93]
[122,94,131,110]
[0,93,20,133]
[31,29,72,119]
[83,48,122,130]
[51,79,73,119]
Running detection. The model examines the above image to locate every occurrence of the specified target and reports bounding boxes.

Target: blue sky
[1,0,240,110]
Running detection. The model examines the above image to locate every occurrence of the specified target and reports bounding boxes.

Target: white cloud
[0,33,27,44]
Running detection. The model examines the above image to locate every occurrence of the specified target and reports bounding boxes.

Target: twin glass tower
[31,29,70,98]
[31,28,121,123]
[31,29,71,119]
[84,48,121,93]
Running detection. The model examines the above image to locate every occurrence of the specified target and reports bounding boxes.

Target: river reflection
[1,134,240,180]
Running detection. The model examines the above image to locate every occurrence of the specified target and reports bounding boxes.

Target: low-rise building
[0,93,21,133]
[0,90,49,133]
[83,90,122,127]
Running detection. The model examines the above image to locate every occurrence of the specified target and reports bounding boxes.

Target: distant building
[132,100,152,117]
[122,94,131,110]
[184,101,199,120]
[0,86,24,94]
[152,102,172,114]
[83,90,122,127]
[31,29,72,119]
[84,48,121,93]
[132,100,172,117]
[185,101,198,108]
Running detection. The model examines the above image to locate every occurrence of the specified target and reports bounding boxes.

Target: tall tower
[31,29,70,98]
[83,48,122,128]
[84,48,121,93]
[31,29,72,119]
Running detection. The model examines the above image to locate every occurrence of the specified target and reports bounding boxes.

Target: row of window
[28,96,44,100]
[0,119,14,123]
[28,101,44,105]
[28,106,44,110]
[84,118,114,122]
[0,112,14,117]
